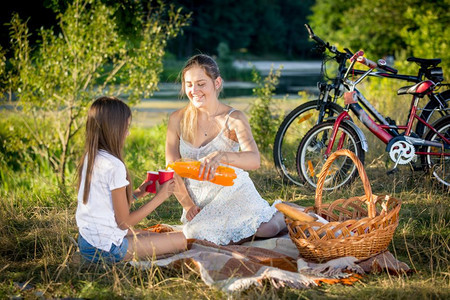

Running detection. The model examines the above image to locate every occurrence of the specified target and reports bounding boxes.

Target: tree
[399,2,449,73]
[169,0,258,57]
[279,0,315,58]
[0,46,6,95]
[2,0,189,185]
[308,0,449,73]
[307,0,353,48]
[166,0,316,59]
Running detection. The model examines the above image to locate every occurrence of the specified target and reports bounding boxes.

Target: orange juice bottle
[167,160,237,186]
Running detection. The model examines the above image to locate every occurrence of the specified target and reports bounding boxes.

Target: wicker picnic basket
[286,149,401,263]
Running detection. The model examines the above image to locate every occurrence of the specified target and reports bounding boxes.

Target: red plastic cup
[158,169,174,184]
[146,171,159,193]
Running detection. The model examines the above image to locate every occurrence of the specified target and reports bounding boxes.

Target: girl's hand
[133,180,153,199]
[199,151,225,181]
[186,205,201,221]
[155,178,175,200]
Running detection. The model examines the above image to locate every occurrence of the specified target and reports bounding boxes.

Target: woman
[166,54,285,245]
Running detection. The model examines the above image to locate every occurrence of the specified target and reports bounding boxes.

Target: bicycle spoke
[273,101,342,186]
[421,116,450,187]
[296,121,364,190]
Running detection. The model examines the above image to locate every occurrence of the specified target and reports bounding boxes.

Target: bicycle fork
[324,111,351,158]
[316,84,332,124]
[323,103,374,158]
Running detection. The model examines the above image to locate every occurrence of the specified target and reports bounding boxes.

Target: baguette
[275,202,317,222]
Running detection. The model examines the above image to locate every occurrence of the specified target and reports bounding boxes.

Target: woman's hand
[186,205,201,221]
[199,151,225,181]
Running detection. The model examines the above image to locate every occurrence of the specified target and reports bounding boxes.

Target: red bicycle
[295,52,450,190]
[273,24,449,187]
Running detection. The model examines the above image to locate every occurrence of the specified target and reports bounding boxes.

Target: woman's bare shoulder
[169,107,186,123]
[228,108,248,122]
[225,108,250,132]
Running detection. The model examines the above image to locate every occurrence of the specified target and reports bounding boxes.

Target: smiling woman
[164,54,287,246]
[183,66,222,137]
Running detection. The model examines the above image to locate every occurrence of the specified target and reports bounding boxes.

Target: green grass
[1,95,449,299]
[1,144,449,299]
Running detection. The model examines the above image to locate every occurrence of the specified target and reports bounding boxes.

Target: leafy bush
[249,66,284,155]
[0,111,83,181]
[125,122,168,182]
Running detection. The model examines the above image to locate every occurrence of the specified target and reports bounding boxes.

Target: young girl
[76,96,186,263]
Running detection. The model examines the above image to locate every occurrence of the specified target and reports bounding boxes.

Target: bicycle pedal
[387,168,399,175]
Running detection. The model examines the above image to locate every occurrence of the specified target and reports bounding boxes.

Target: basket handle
[315,149,376,218]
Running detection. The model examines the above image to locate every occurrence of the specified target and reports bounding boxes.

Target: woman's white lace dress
[179,110,279,245]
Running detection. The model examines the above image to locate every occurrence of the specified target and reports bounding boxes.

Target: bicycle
[295,52,450,190]
[351,58,449,138]
[273,24,450,186]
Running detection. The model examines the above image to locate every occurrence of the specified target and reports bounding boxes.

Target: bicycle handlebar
[377,59,398,74]
[304,24,329,48]
[356,56,398,74]
[304,24,398,75]
[357,56,378,69]
[350,51,364,62]
[304,24,350,58]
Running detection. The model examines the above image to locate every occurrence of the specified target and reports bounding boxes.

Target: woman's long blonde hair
[179,54,223,143]
[77,96,133,205]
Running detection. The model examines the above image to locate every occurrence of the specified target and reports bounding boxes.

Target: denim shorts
[78,234,128,264]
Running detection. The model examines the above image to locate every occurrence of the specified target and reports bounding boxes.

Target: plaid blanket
[131,224,410,292]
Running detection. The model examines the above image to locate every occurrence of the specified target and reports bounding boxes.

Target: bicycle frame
[352,69,449,111]
[324,85,450,158]
[305,23,448,132]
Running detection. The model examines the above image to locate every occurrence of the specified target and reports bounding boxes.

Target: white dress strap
[224,108,236,129]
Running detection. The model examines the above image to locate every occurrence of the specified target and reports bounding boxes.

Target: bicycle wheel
[420,115,450,188]
[416,89,450,137]
[296,120,365,190]
[273,101,343,186]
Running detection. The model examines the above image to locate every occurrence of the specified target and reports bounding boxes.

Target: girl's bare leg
[124,230,187,261]
[254,212,286,238]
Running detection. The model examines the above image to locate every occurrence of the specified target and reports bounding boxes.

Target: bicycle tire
[273,101,343,186]
[420,115,450,188]
[295,120,365,190]
[416,89,450,137]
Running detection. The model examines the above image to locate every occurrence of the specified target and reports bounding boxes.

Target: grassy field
[0,96,449,299]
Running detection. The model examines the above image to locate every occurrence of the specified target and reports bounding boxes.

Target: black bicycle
[273,24,450,186]
[295,52,449,190]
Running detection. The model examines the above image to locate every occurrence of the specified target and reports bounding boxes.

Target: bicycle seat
[407,57,441,67]
[397,80,435,97]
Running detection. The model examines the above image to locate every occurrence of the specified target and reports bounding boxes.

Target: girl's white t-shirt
[76,150,129,251]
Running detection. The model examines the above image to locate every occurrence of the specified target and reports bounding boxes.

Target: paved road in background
[232,60,321,76]
[138,60,322,127]
[151,60,321,99]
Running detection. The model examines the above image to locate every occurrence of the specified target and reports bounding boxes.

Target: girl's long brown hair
[77,96,133,205]
[179,54,223,143]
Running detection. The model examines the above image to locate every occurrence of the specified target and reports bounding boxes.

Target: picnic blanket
[129,224,411,292]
